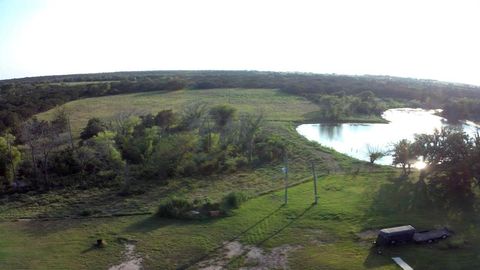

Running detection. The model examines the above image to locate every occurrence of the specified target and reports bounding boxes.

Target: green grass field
[37,88,321,136]
[2,88,479,269]
[1,172,479,269]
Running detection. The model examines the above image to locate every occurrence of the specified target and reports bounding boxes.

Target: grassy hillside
[37,88,320,136]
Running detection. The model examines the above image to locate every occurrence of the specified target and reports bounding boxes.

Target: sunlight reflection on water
[296,108,479,166]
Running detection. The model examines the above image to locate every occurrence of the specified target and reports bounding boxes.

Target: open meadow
[37,88,321,136]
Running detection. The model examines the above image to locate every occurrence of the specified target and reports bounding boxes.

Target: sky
[1,0,479,85]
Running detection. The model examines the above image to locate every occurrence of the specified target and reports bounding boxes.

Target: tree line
[307,90,388,120]
[3,70,480,135]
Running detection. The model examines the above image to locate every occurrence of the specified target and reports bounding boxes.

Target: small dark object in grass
[209,210,221,217]
[96,239,107,248]
[79,209,92,217]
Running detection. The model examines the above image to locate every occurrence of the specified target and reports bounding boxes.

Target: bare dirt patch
[356,229,379,241]
[197,241,301,270]
[108,240,143,270]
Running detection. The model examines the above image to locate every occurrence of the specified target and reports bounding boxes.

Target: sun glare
[414,160,427,170]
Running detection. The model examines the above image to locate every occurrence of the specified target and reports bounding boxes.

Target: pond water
[296,108,479,166]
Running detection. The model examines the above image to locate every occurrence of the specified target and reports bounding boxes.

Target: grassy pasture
[37,88,320,136]
[1,172,479,269]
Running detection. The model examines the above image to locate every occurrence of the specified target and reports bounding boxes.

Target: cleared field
[1,172,478,269]
[37,88,320,136]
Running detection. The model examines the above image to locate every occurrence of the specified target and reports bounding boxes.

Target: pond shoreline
[296,107,479,166]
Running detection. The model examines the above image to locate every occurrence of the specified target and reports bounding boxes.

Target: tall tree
[0,133,21,190]
[392,139,416,174]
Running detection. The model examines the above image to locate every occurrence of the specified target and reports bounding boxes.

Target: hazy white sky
[1,0,479,85]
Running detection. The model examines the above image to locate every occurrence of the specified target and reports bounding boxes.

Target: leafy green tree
[209,105,236,129]
[317,95,344,120]
[0,133,21,189]
[51,106,69,132]
[179,102,207,130]
[413,127,474,191]
[392,139,416,174]
[80,118,107,140]
[366,145,386,164]
[144,133,198,179]
[154,110,175,131]
[81,131,125,182]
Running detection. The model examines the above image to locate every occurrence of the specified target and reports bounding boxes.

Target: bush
[222,191,248,210]
[176,157,197,176]
[157,197,194,219]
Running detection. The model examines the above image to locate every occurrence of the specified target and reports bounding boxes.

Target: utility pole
[67,116,75,151]
[311,162,318,205]
[283,150,289,205]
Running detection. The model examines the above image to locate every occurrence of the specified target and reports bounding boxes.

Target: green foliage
[179,102,208,130]
[209,104,236,129]
[80,131,125,183]
[309,93,387,121]
[154,109,175,130]
[3,70,480,136]
[222,191,248,210]
[255,134,285,163]
[51,106,69,132]
[143,133,198,179]
[366,145,386,164]
[0,134,21,188]
[442,98,480,122]
[157,197,194,219]
[49,148,80,177]
[392,139,416,174]
[411,127,480,192]
[80,118,107,140]
[157,192,249,219]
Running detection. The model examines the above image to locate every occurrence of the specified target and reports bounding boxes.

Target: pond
[296,108,479,166]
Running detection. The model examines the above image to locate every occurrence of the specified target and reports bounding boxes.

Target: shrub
[193,197,220,212]
[176,157,197,176]
[222,191,248,210]
[157,197,194,219]
[79,209,93,216]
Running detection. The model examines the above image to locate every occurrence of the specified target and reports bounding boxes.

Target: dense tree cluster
[307,91,387,120]
[442,98,480,122]
[2,71,480,135]
[0,104,285,193]
[392,127,480,193]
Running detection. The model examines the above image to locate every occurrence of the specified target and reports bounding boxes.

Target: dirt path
[108,242,143,270]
